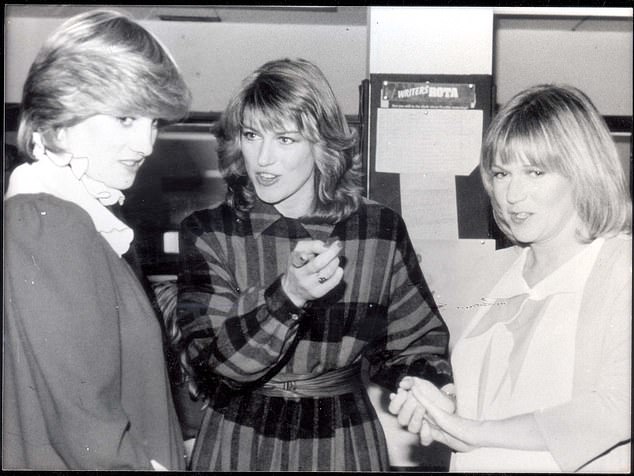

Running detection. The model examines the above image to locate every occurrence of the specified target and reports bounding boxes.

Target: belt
[253,363,363,399]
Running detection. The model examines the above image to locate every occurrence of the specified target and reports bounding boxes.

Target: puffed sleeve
[367,209,453,392]
[533,244,631,472]
[3,196,153,469]
[176,210,304,388]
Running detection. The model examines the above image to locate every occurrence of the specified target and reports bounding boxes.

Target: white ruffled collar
[5,133,134,257]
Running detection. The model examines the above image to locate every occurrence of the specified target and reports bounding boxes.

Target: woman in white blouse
[389,84,631,472]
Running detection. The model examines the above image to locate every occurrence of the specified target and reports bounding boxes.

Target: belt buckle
[282,380,297,392]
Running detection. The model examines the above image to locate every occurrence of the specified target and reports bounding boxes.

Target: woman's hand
[281,240,344,308]
[388,377,456,434]
[414,386,547,453]
[411,383,481,451]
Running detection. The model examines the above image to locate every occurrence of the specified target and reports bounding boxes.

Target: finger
[293,239,329,256]
[420,420,434,446]
[315,256,341,282]
[413,392,464,442]
[410,380,456,413]
[387,389,409,415]
[291,250,315,268]
[398,376,418,391]
[304,266,344,301]
[396,394,420,427]
[308,240,342,272]
[407,405,426,434]
[325,266,344,288]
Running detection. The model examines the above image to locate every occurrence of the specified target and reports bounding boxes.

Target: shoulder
[590,235,632,287]
[5,193,95,240]
[180,202,235,234]
[599,234,631,263]
[4,194,111,278]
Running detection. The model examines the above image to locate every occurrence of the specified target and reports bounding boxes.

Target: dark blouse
[176,198,452,471]
[3,194,185,470]
[177,198,452,392]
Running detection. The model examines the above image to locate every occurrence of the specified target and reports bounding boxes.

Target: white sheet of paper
[375,108,483,176]
[400,173,459,241]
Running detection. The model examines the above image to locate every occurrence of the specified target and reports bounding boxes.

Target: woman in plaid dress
[175,58,453,471]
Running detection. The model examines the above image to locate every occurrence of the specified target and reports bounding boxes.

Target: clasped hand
[388,377,481,452]
[282,240,344,308]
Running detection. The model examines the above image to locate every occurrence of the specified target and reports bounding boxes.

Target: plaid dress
[176,198,452,471]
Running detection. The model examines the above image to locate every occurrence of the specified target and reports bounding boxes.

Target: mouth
[119,158,145,170]
[509,211,532,224]
[255,172,280,186]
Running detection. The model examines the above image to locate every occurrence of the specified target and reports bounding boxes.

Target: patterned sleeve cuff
[409,359,453,389]
[371,360,453,393]
[264,276,306,324]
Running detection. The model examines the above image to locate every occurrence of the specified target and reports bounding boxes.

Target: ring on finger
[318,275,327,284]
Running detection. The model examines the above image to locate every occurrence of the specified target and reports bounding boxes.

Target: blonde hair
[17,9,191,160]
[480,84,631,242]
[215,58,363,224]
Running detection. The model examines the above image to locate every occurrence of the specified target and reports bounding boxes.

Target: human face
[59,114,158,190]
[241,118,316,218]
[491,159,581,248]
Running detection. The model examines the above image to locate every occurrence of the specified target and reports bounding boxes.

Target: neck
[524,238,589,287]
[274,183,316,219]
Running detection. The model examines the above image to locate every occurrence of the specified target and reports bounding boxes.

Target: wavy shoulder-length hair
[214,57,364,224]
[17,9,191,160]
[480,84,631,243]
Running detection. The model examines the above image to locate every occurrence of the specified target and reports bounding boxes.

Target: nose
[506,175,527,203]
[129,119,156,157]
[256,139,275,167]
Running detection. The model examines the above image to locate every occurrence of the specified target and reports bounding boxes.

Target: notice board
[365,73,497,241]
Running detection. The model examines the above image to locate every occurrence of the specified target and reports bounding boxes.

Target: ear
[55,127,69,149]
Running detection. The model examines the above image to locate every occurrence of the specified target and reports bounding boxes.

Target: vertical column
[364,7,494,471]
[369,7,493,75]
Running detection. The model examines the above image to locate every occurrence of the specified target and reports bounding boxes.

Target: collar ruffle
[5,134,134,257]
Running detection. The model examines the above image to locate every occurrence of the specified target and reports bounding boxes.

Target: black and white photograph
[3,4,632,472]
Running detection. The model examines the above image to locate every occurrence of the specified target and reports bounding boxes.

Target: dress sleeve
[176,211,304,388]
[367,211,453,392]
[533,271,631,471]
[4,197,152,469]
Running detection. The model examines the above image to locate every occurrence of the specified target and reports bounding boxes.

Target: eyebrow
[243,124,301,135]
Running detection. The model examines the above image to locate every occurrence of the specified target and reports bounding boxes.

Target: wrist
[281,274,307,308]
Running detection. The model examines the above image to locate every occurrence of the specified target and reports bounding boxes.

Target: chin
[254,190,282,205]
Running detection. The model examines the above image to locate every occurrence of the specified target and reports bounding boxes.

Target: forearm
[369,303,452,391]
[180,277,304,383]
[478,413,548,451]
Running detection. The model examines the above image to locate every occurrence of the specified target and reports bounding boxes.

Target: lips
[119,158,144,169]
[509,211,532,224]
[255,172,280,186]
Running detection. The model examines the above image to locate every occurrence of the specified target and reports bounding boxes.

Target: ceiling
[4,5,368,25]
[4,5,632,30]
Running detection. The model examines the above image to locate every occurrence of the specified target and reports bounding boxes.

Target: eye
[241,130,258,141]
[491,168,507,179]
[117,117,136,127]
[278,136,295,145]
[528,168,545,177]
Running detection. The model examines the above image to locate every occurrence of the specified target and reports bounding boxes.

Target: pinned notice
[400,174,459,241]
[375,108,483,176]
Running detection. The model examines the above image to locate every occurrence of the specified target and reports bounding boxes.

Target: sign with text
[380,81,476,109]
